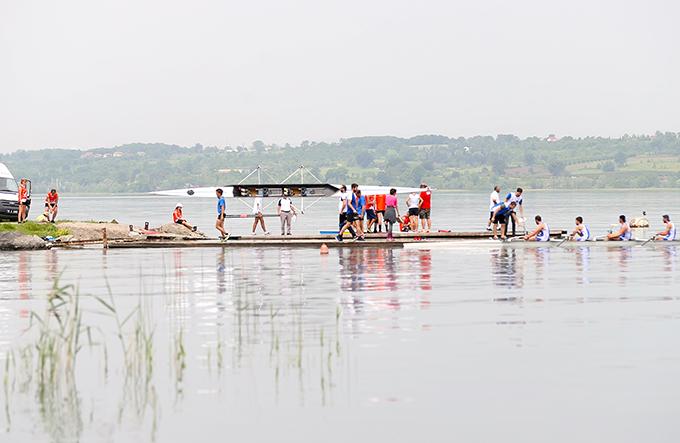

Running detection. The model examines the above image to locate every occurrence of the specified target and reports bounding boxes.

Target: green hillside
[1,133,679,193]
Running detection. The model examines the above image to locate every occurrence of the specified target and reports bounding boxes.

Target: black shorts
[408,208,419,217]
[376,210,385,215]
[175,219,186,224]
[493,212,509,224]
[217,214,225,221]
[345,211,358,222]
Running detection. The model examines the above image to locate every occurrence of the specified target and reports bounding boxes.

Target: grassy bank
[0,221,69,237]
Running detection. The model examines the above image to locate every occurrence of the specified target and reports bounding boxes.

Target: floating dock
[61,230,568,250]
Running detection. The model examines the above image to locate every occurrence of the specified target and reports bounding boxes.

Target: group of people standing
[335,183,432,242]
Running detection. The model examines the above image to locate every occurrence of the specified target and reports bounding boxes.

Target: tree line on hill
[1,132,679,193]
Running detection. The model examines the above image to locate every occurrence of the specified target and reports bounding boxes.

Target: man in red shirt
[45,189,59,223]
[418,183,432,233]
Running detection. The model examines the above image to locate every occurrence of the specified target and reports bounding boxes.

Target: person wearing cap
[172,203,196,231]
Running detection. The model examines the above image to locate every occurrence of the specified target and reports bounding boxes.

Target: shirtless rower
[569,216,592,242]
[524,215,550,242]
[606,215,631,241]
[489,200,517,240]
[655,215,676,241]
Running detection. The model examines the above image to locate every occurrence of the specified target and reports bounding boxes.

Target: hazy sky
[1,0,678,152]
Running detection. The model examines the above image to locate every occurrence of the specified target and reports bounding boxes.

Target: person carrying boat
[524,215,550,242]
[489,200,517,240]
[654,215,676,241]
[569,216,592,242]
[606,215,631,241]
[173,203,197,231]
[505,187,525,235]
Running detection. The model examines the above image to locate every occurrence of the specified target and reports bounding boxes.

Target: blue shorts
[366,209,377,220]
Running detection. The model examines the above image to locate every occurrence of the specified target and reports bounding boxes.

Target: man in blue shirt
[215,188,229,240]
[490,200,517,240]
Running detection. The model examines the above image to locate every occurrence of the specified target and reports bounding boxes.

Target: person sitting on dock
[173,203,197,231]
[569,216,592,242]
[215,188,229,241]
[489,200,517,240]
[251,192,270,235]
[606,215,631,241]
[44,189,59,223]
[654,215,676,241]
[524,215,550,242]
[277,191,298,236]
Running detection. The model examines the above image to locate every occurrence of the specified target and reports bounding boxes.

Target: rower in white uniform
[569,216,592,242]
[606,215,631,241]
[524,215,550,242]
[655,215,676,241]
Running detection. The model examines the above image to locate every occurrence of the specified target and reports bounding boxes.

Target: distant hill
[1,132,679,193]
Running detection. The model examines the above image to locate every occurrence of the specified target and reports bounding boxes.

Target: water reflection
[490,247,524,289]
[338,248,432,293]
[574,246,591,285]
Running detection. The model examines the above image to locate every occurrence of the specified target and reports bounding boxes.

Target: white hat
[176,203,183,208]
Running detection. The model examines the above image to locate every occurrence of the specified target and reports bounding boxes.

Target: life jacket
[173,208,182,222]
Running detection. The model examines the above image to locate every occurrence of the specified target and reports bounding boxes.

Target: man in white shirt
[277,191,298,235]
[505,187,525,235]
[487,185,501,230]
[251,193,269,235]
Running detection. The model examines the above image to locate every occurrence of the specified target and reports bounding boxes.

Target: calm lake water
[1,190,679,442]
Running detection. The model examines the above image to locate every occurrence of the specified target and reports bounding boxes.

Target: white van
[0,163,31,221]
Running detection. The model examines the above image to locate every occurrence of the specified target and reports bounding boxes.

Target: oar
[640,235,656,246]
[554,236,570,248]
